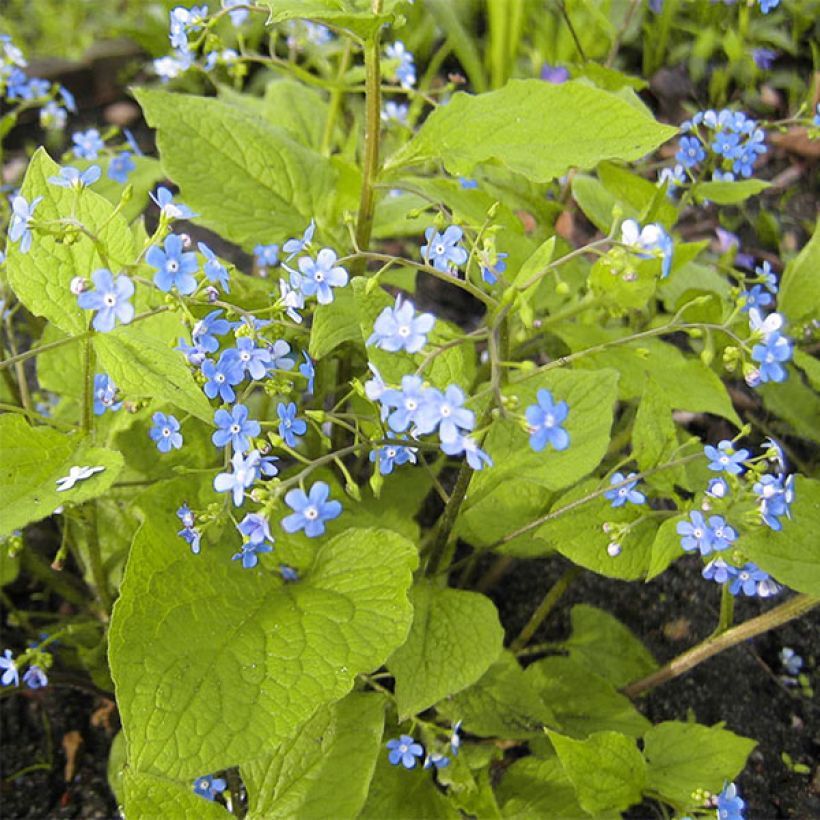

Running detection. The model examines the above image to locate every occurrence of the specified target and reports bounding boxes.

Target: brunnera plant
[0,1,818,818]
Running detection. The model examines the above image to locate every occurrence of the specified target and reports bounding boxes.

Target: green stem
[510,565,581,652]
[85,503,112,613]
[715,583,735,635]
[320,39,353,156]
[80,335,95,436]
[424,459,473,576]
[622,595,819,699]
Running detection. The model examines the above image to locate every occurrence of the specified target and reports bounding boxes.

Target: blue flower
[72,128,104,160]
[385,41,416,88]
[478,250,508,285]
[39,100,67,130]
[540,63,570,83]
[386,735,423,769]
[450,720,462,755]
[177,503,195,529]
[605,472,646,508]
[237,513,273,544]
[758,0,779,12]
[232,540,273,569]
[675,136,705,168]
[213,404,259,452]
[193,775,227,802]
[254,243,280,270]
[150,186,196,220]
[222,0,249,26]
[48,165,101,189]
[423,753,450,770]
[620,219,674,278]
[277,401,307,447]
[780,647,803,676]
[421,225,468,273]
[23,665,48,689]
[213,450,263,507]
[382,101,409,124]
[8,194,43,254]
[150,412,183,452]
[729,564,774,597]
[368,295,436,354]
[702,557,737,586]
[201,353,244,403]
[755,260,778,294]
[762,437,787,471]
[706,477,730,499]
[108,152,135,183]
[198,242,230,292]
[278,277,305,323]
[146,234,199,294]
[177,504,202,554]
[440,435,493,471]
[279,564,299,582]
[281,481,342,538]
[740,284,773,312]
[711,130,740,159]
[283,220,316,258]
[299,351,315,393]
[0,650,19,687]
[751,332,792,383]
[525,389,570,452]
[704,440,749,475]
[459,177,479,189]
[752,48,777,70]
[230,337,272,381]
[93,373,121,415]
[753,474,793,531]
[415,384,475,443]
[77,268,135,332]
[677,511,716,555]
[369,441,417,475]
[708,515,738,551]
[192,309,232,353]
[296,248,349,304]
[381,374,426,432]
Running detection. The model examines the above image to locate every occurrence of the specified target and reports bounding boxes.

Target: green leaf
[91,155,165,223]
[0,542,20,587]
[0,415,124,537]
[562,604,656,687]
[759,377,820,446]
[243,693,385,819]
[435,652,555,740]
[646,515,686,580]
[643,721,756,805]
[794,349,820,391]
[513,236,556,290]
[122,770,229,818]
[460,369,619,548]
[387,80,677,183]
[387,582,504,718]
[110,492,417,786]
[693,179,771,204]
[260,0,403,38]
[742,477,820,595]
[5,147,136,335]
[779,219,820,327]
[497,757,587,820]
[93,321,213,422]
[525,657,650,739]
[309,285,363,359]
[598,161,678,227]
[262,80,330,151]
[571,174,617,233]
[548,730,647,815]
[135,88,341,249]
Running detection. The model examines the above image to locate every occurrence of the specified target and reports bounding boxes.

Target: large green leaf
[5,147,136,335]
[497,757,587,819]
[387,80,677,183]
[109,495,417,789]
[459,368,619,548]
[693,179,771,204]
[243,693,385,819]
[261,0,405,38]
[135,88,341,249]
[387,582,504,718]
[643,722,755,806]
[0,415,123,536]
[742,477,820,595]
[548,730,647,815]
[93,320,213,422]
[779,219,819,327]
[122,770,229,818]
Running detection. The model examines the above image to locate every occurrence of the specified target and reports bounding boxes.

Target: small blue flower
[525,389,570,452]
[381,374,427,433]
[385,42,416,89]
[22,665,48,689]
[279,564,299,582]
[421,225,468,273]
[604,472,646,508]
[708,515,738,551]
[150,186,196,220]
[675,136,705,168]
[146,234,199,294]
[222,0,249,26]
[382,101,409,124]
[704,440,749,475]
[179,526,202,555]
[213,450,263,507]
[108,152,136,183]
[72,128,104,160]
[8,194,43,254]
[752,48,777,70]
[442,435,493,471]
[740,284,773,312]
[780,647,803,676]
[757,0,780,12]
[702,557,737,586]
[459,177,479,189]
[478,250,508,285]
[753,473,793,531]
[177,503,195,529]
[278,277,305,323]
[232,540,274,569]
[93,373,121,415]
[77,268,135,332]
[677,510,715,555]
[193,775,227,802]
[255,243,280,270]
[621,219,674,278]
[277,401,307,447]
[0,650,19,687]
[282,220,316,258]
[761,437,787,471]
[201,353,244,403]
[450,720,462,756]
[192,309,232,353]
[368,295,436,354]
[706,477,730,499]
[386,735,424,769]
[415,384,475,443]
[729,564,773,597]
[150,412,183,453]
[296,248,349,304]
[541,63,570,83]
[198,242,230,292]
[213,404,260,452]
[48,165,101,189]
[369,441,417,475]
[755,261,778,294]
[423,753,450,770]
[237,513,273,545]
[299,351,315,393]
[751,332,792,383]
[281,481,342,538]
[711,130,740,159]
[230,337,272,381]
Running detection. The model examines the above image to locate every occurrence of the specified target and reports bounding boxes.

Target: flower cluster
[1,645,51,690]
[385,41,416,89]
[745,307,792,386]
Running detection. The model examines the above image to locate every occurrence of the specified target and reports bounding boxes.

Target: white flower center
[215,373,225,383]
[162,427,171,437]
[544,413,555,428]
[304,506,319,520]
[167,260,179,273]
[398,325,411,337]
[693,528,703,539]
[405,399,417,411]
[240,351,251,362]
[440,404,451,417]
[386,448,397,458]
[230,423,241,434]
[314,271,325,283]
[434,243,445,255]
[104,294,117,307]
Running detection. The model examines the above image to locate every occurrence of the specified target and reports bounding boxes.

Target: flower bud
[607,542,622,557]
[70,276,87,294]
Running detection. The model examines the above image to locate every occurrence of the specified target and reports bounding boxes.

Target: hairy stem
[622,594,819,699]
